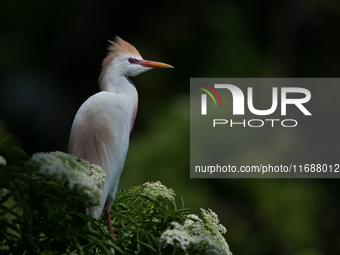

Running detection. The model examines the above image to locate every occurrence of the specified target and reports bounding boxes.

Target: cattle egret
[68,36,173,238]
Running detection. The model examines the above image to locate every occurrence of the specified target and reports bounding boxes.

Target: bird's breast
[69,92,132,169]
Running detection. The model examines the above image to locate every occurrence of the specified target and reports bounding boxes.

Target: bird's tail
[85,188,107,220]
[86,205,103,220]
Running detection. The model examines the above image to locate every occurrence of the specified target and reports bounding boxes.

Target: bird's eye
[128,58,138,64]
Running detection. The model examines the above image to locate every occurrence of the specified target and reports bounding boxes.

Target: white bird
[68,36,173,237]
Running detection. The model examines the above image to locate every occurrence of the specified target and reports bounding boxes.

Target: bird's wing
[69,91,132,218]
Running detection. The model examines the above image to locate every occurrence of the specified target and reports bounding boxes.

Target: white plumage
[68,36,173,237]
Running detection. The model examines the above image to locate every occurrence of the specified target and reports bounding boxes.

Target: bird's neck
[101,74,135,93]
[100,74,138,116]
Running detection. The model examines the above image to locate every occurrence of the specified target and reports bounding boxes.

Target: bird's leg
[105,200,115,239]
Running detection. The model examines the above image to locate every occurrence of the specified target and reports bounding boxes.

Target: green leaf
[179,195,185,209]
[1,217,19,231]
[136,239,158,253]
[138,193,157,203]
[0,134,28,158]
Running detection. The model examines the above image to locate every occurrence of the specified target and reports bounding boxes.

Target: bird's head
[99,36,173,88]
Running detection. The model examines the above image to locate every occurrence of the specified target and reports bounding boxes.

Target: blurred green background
[1,0,340,254]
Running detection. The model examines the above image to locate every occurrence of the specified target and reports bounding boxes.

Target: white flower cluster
[28,151,105,205]
[200,208,230,253]
[160,209,232,255]
[128,181,176,201]
[161,221,198,251]
[0,156,6,166]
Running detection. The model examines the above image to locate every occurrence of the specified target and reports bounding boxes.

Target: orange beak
[138,59,174,69]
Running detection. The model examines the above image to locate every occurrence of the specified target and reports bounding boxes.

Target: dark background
[1,0,340,254]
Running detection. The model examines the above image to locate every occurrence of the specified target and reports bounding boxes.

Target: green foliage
[0,135,27,157]
[0,137,231,254]
[106,189,190,254]
[0,165,117,254]
[0,164,195,254]
[0,135,28,165]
